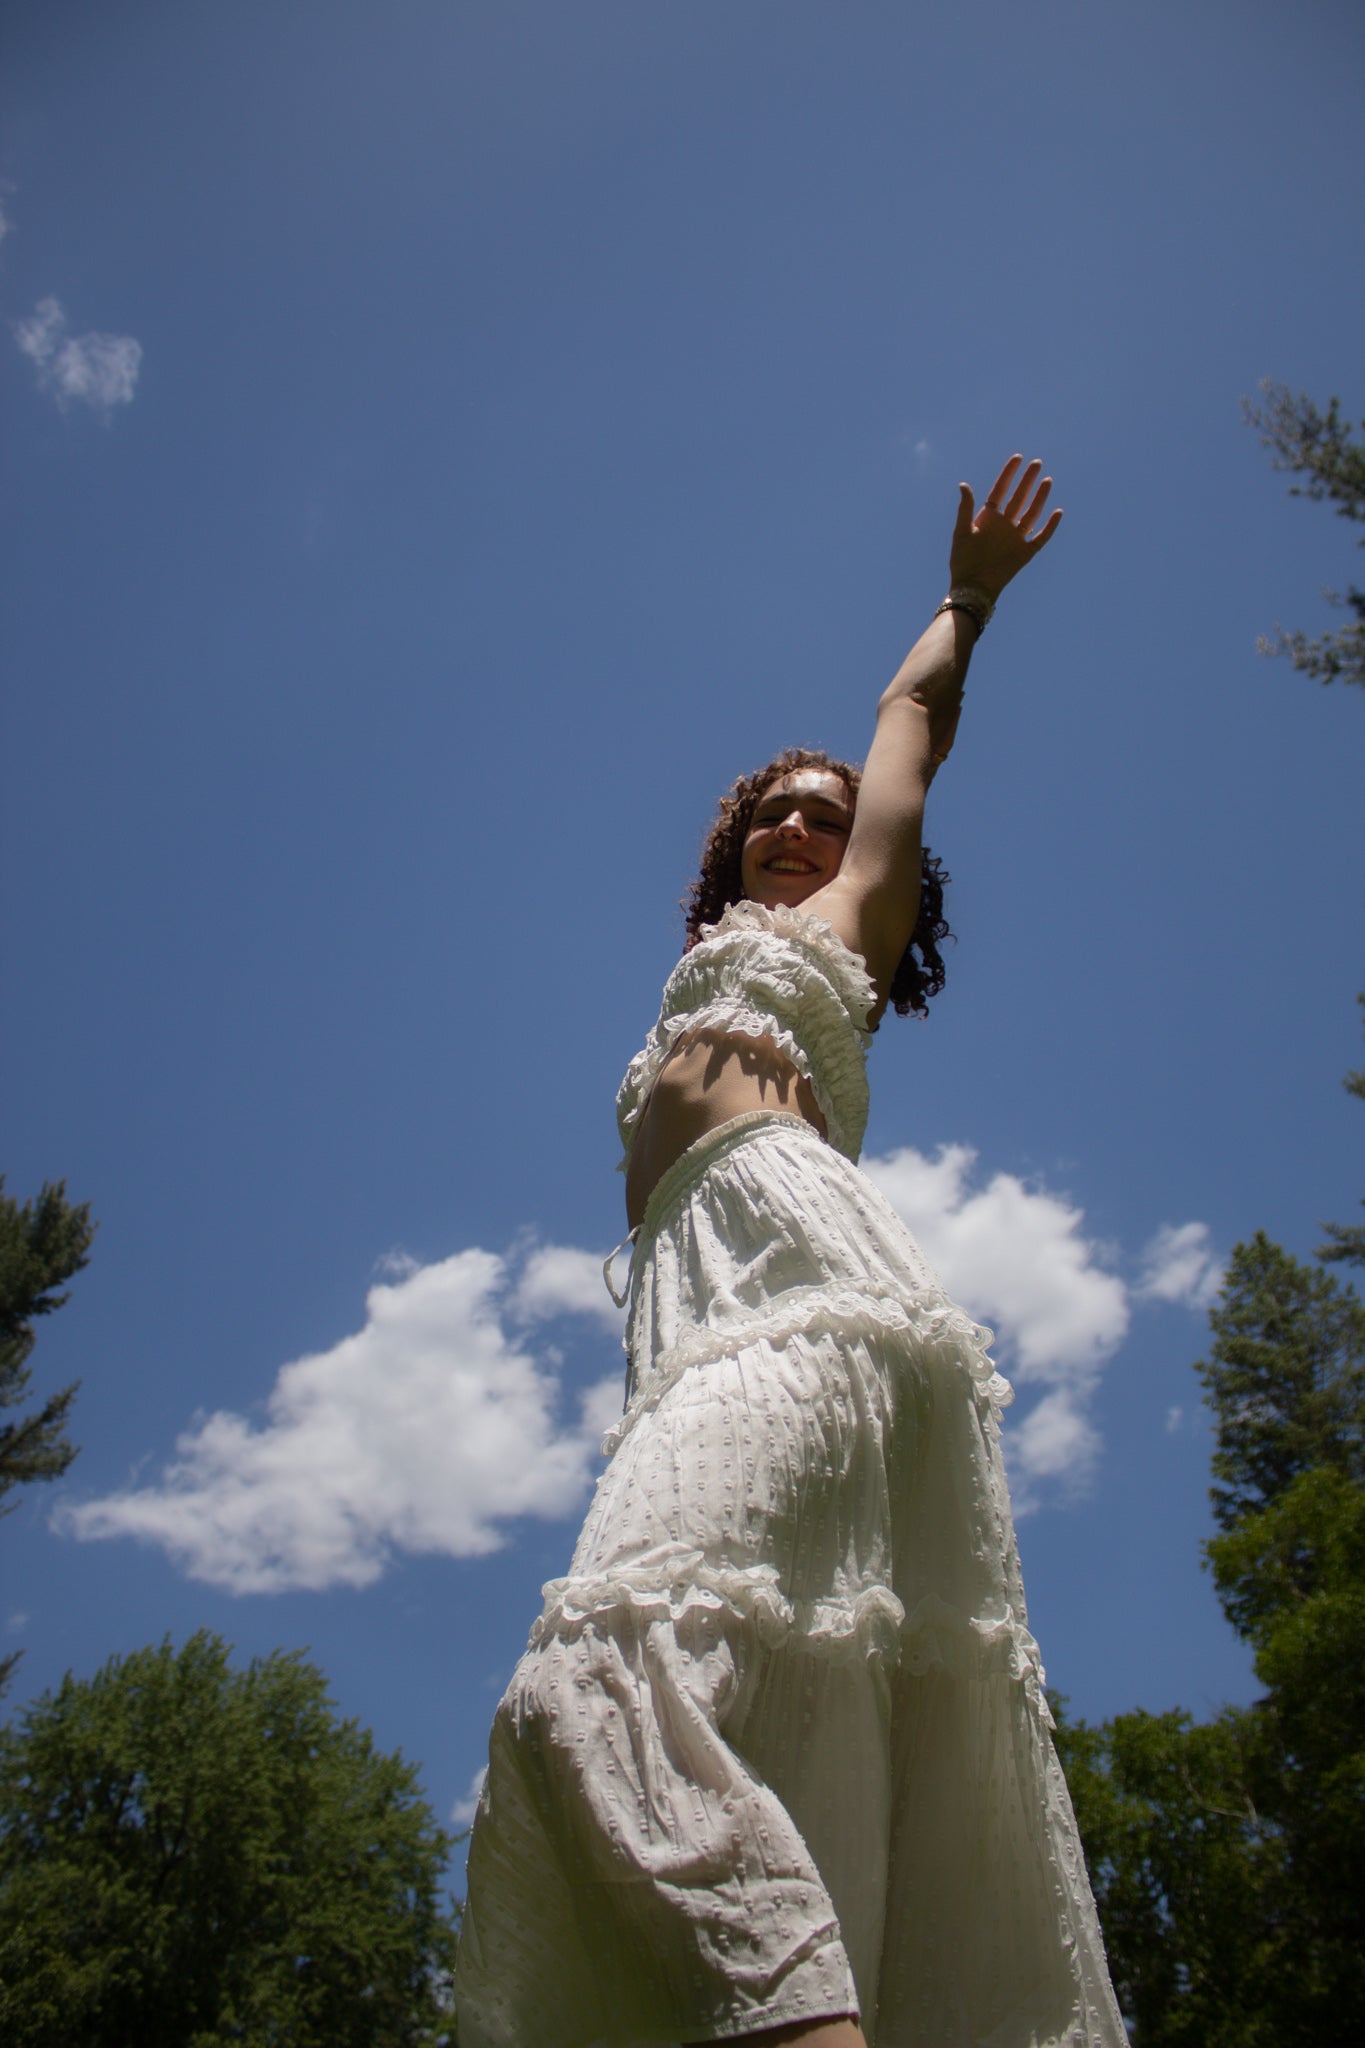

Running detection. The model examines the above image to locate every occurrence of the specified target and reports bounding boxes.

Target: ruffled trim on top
[709,902,877,1028]
[606,1281,1011,1459]
[616,902,875,1169]
[624,994,839,1146]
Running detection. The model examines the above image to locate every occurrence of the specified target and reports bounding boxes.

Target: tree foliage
[1052,1700,1285,2047]
[0,1177,93,1505]
[0,1631,459,2047]
[1196,1232,1365,1543]
[1054,1028,1365,2042]
[0,1177,95,1694]
[1318,996,1365,1269]
[1242,379,1365,688]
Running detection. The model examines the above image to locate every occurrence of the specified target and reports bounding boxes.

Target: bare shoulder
[800,874,912,1019]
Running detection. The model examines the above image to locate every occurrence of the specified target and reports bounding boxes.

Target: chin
[756,880,820,910]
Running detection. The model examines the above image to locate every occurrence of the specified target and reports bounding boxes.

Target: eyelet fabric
[455,916,1124,2047]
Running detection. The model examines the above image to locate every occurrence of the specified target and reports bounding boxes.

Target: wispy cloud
[1136,1220,1224,1310]
[56,1248,623,1595]
[900,431,933,473]
[14,295,142,415]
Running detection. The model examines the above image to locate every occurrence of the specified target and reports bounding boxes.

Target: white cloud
[56,1247,621,1595]
[864,1144,1129,1378]
[1011,1390,1102,1488]
[451,1766,487,1830]
[863,1146,1224,1508]
[1166,1405,1185,1434]
[516,1244,626,1329]
[14,295,142,414]
[1137,1221,1224,1310]
[55,1147,1224,1590]
[864,1144,1132,1506]
[14,296,63,360]
[0,200,10,244]
[6,1612,28,1635]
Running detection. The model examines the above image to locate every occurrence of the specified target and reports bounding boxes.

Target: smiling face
[739,769,855,910]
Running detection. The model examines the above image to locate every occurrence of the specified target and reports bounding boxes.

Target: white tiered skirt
[455,1114,1124,2047]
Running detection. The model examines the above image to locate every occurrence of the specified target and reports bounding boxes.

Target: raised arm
[805,456,1062,1004]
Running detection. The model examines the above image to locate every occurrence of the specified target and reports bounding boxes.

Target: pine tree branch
[1243,381,1365,689]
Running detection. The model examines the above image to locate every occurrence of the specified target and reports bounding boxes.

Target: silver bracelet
[934,585,996,638]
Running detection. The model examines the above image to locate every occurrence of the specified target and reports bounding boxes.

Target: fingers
[980,455,1061,542]
[1003,458,1044,522]
[1019,471,1053,535]
[954,453,1063,583]
[1022,473,1052,518]
[1024,504,1064,552]
[982,454,1022,511]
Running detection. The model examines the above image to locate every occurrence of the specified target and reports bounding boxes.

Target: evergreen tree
[0,1178,95,1694]
[1318,996,1365,1270]
[1242,380,1365,689]
[1196,1232,1365,1544]
[1054,1030,1365,2042]
[0,1631,459,2047]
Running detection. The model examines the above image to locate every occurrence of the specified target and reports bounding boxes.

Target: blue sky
[3,0,1362,1865]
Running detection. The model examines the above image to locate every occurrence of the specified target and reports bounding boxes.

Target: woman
[456,458,1125,2047]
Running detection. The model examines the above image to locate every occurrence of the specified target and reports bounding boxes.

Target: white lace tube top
[616,902,877,1169]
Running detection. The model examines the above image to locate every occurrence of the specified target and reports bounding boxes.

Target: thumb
[953,482,975,545]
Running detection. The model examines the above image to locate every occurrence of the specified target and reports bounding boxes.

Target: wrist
[934,585,996,638]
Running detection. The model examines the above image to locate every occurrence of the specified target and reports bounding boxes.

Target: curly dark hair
[681,746,952,1018]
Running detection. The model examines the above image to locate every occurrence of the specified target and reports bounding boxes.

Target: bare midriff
[624,1029,826,1232]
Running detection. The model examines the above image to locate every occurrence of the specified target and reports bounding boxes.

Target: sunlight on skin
[739,772,856,911]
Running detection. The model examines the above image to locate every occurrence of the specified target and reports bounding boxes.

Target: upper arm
[803,693,933,1000]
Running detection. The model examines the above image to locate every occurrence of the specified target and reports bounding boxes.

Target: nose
[774,808,808,839]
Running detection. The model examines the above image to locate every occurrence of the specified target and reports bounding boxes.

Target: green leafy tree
[1242,380,1365,688]
[1054,1040,1365,2042]
[1052,1699,1284,2047]
[0,1177,95,1694]
[0,1631,459,2047]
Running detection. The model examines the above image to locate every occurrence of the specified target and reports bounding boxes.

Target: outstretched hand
[950,455,1062,601]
